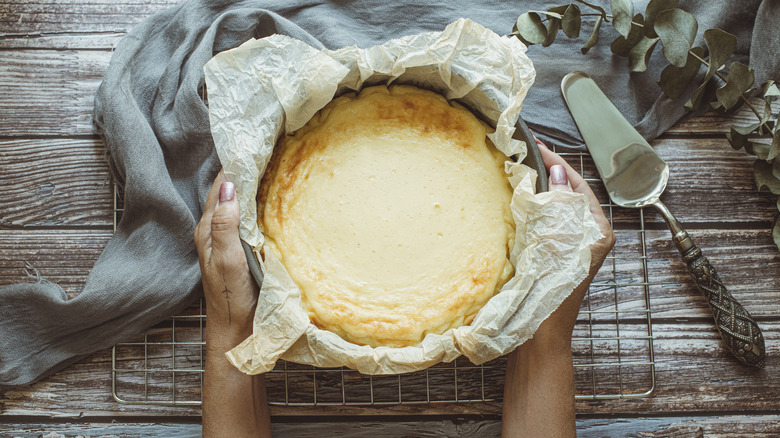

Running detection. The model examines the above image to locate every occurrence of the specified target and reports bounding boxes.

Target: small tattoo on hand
[222,287,232,326]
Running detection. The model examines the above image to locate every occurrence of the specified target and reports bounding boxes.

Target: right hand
[532,138,616,345]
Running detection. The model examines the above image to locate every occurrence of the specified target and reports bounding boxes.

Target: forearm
[502,335,575,438]
[501,278,592,438]
[203,328,272,438]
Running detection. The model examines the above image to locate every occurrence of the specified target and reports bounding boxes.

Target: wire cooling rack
[111,145,655,406]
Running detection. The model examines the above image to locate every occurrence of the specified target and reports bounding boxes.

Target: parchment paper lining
[204,18,602,375]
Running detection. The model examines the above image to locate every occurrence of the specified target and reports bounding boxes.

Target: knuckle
[210,211,237,233]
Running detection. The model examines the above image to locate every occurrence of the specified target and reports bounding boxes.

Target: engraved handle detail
[680,240,766,368]
[652,200,765,368]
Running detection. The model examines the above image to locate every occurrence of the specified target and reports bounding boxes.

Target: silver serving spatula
[561,71,765,368]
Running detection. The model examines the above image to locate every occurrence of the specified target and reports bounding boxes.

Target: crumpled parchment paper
[203,18,602,375]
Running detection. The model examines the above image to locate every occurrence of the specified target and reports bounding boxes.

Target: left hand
[194,170,259,342]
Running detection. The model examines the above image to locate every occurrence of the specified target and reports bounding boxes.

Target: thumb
[210,181,242,253]
[549,164,573,192]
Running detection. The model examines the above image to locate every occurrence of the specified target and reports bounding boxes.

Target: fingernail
[219,181,235,203]
[550,165,568,186]
[534,136,548,149]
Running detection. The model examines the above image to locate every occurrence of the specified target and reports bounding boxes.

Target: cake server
[561,71,765,368]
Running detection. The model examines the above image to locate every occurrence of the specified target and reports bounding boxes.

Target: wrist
[512,332,573,364]
[206,322,252,354]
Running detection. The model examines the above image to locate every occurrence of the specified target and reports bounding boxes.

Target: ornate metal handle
[653,201,765,368]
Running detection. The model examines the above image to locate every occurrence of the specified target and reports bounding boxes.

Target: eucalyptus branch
[512,0,780,251]
[688,50,769,129]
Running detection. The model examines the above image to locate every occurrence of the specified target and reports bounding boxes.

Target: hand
[196,170,271,438]
[534,138,616,346]
[194,170,259,343]
[502,138,615,438]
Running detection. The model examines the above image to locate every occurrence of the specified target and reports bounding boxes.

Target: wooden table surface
[2,1,780,437]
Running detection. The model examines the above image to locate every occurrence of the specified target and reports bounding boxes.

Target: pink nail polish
[550,165,568,186]
[219,181,235,202]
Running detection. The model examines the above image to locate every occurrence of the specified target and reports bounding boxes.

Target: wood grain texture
[0,230,111,298]
[0,50,109,137]
[642,228,780,319]
[0,139,112,228]
[666,100,780,136]
[0,0,177,49]
[2,320,780,418]
[4,415,780,437]
[578,415,780,437]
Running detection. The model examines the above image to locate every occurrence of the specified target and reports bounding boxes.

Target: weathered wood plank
[578,415,780,437]
[0,139,112,227]
[4,414,780,437]
[642,228,780,319]
[2,320,780,418]
[0,50,109,137]
[0,423,202,438]
[0,1,177,49]
[0,230,111,298]
[666,99,780,136]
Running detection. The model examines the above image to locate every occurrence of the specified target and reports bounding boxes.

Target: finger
[535,140,587,191]
[203,170,227,221]
[536,140,612,242]
[537,142,602,210]
[195,170,227,248]
[210,180,243,256]
[548,165,572,192]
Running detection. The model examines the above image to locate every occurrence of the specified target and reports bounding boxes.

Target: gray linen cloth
[1,0,777,387]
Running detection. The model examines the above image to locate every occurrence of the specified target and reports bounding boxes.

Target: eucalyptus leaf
[574,0,607,18]
[529,10,563,19]
[773,154,780,180]
[655,8,698,67]
[714,62,755,111]
[658,46,704,99]
[581,15,603,54]
[628,36,659,72]
[685,78,711,111]
[611,14,645,57]
[764,81,780,101]
[547,5,571,15]
[772,214,780,253]
[737,122,763,136]
[747,142,771,160]
[763,81,779,123]
[611,0,634,38]
[767,130,780,161]
[704,29,737,72]
[754,159,780,195]
[543,17,561,46]
[644,0,678,38]
[516,12,548,45]
[727,126,752,151]
[562,4,582,38]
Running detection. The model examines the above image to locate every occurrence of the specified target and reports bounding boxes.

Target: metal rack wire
[111,145,655,406]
